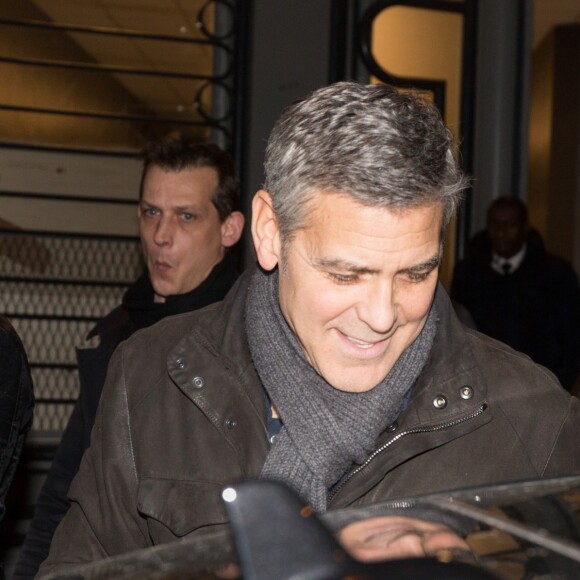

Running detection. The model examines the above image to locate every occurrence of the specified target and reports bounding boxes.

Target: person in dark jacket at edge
[13,138,244,579]
[451,196,580,391]
[39,83,580,577]
[0,316,34,580]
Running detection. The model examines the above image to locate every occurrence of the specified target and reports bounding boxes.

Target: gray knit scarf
[245,268,438,512]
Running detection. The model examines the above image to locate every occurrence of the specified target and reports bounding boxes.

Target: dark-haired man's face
[487,205,528,259]
[138,165,239,302]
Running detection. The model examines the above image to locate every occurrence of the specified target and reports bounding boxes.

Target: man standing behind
[40,83,580,575]
[451,196,580,391]
[14,138,244,578]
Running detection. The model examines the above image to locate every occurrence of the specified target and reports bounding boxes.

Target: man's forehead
[298,194,445,236]
[140,177,216,210]
[291,197,443,269]
[301,191,443,218]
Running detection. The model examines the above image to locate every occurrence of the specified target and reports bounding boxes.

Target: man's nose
[153,217,172,246]
[357,282,396,335]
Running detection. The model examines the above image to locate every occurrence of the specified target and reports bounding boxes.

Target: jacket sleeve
[37,345,150,577]
[12,400,86,579]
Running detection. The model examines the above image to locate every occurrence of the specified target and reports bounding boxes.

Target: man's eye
[181,212,196,222]
[143,207,159,217]
[328,272,358,284]
[406,271,431,282]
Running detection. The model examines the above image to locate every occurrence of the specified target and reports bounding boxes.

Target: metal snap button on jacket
[225,417,237,430]
[386,421,398,433]
[175,359,185,369]
[192,376,204,389]
[460,386,474,400]
[433,395,447,409]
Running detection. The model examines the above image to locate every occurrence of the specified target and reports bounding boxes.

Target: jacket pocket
[137,477,228,539]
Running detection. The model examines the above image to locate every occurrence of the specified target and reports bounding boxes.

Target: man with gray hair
[40,82,580,573]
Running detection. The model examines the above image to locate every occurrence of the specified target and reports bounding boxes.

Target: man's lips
[152,260,172,273]
[336,329,390,357]
[346,336,375,349]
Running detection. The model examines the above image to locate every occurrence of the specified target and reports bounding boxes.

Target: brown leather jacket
[40,271,580,575]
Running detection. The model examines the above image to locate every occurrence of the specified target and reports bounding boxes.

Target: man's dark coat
[14,255,238,579]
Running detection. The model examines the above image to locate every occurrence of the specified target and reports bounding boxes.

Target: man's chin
[152,281,195,302]
[151,281,173,303]
[322,371,386,393]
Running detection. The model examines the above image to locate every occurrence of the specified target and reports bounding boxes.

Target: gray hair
[264,82,468,240]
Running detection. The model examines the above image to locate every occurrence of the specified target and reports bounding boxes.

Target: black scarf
[245,268,437,512]
[123,252,238,332]
[87,253,239,347]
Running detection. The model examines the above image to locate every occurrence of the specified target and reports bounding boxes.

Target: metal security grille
[0,0,242,151]
[1,230,142,435]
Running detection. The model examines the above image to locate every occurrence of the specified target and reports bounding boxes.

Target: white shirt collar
[491,243,527,275]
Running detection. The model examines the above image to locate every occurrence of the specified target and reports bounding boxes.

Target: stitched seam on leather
[541,401,572,475]
[121,345,138,483]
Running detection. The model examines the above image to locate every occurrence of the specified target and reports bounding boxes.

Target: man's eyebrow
[399,254,441,274]
[313,254,441,276]
[139,200,159,209]
[139,201,200,212]
[174,204,200,212]
[313,258,380,275]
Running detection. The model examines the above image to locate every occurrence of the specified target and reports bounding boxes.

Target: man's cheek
[313,290,351,321]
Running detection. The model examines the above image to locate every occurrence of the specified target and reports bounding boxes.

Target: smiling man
[39,82,580,575]
[254,195,443,392]
[17,138,244,579]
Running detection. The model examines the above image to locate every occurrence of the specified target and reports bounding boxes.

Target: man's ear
[251,190,281,271]
[220,211,245,248]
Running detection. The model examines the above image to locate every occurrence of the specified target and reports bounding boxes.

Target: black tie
[502,263,512,276]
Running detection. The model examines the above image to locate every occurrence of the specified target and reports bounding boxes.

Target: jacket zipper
[328,404,487,502]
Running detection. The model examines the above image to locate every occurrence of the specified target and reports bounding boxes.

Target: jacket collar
[408,283,489,423]
[171,265,257,377]
[167,266,269,476]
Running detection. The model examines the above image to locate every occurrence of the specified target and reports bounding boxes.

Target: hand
[337,515,476,564]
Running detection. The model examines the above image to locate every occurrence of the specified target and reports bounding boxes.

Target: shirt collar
[491,243,527,274]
